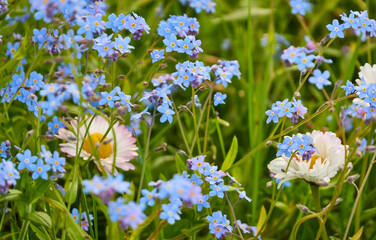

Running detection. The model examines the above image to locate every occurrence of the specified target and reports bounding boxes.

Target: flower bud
[347,174,360,183]
[266,181,273,188]
[118,75,125,79]
[297,204,309,213]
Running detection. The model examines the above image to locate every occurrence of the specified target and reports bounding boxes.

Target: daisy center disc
[309,155,324,170]
[82,133,113,159]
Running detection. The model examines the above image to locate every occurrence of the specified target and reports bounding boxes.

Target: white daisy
[353,63,376,107]
[56,115,138,174]
[268,130,347,188]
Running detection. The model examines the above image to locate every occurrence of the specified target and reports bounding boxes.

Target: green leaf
[256,206,267,234]
[175,153,187,174]
[65,164,80,204]
[221,136,238,172]
[29,223,50,240]
[351,226,363,240]
[181,223,208,236]
[26,212,52,229]
[0,189,22,202]
[30,180,50,204]
[65,210,90,239]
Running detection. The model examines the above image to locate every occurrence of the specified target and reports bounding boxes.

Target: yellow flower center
[82,133,113,159]
[309,155,324,170]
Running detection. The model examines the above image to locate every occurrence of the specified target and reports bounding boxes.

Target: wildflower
[326,19,345,38]
[30,159,51,180]
[47,116,65,135]
[235,188,252,202]
[56,115,138,173]
[197,194,210,212]
[6,42,20,58]
[140,188,157,206]
[268,131,346,188]
[188,155,208,173]
[46,151,66,173]
[108,198,127,221]
[236,220,250,234]
[265,108,279,123]
[308,69,331,89]
[114,35,134,54]
[119,202,146,230]
[289,0,312,16]
[150,49,165,63]
[209,182,228,198]
[16,149,38,171]
[160,203,181,224]
[157,104,175,123]
[213,92,227,106]
[99,89,120,108]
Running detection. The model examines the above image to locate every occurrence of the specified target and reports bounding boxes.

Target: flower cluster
[212,60,241,88]
[29,0,107,25]
[106,12,150,36]
[327,11,376,39]
[289,0,312,16]
[186,155,254,238]
[16,146,66,180]
[0,159,20,194]
[281,46,332,71]
[342,63,376,121]
[158,15,202,58]
[265,98,308,124]
[71,208,93,231]
[178,0,216,14]
[269,131,346,188]
[276,133,316,159]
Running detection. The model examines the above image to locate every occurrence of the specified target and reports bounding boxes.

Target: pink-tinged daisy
[268,130,347,188]
[56,115,138,173]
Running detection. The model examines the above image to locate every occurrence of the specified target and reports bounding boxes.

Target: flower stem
[224,192,244,240]
[343,152,376,240]
[310,184,328,240]
[137,108,156,203]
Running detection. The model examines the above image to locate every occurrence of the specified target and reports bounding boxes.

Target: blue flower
[160,203,181,224]
[140,188,157,206]
[197,194,210,212]
[157,104,175,123]
[30,159,51,180]
[6,42,20,58]
[326,19,345,38]
[16,149,38,171]
[341,80,355,95]
[71,208,80,223]
[47,116,65,135]
[213,92,227,106]
[150,49,165,63]
[308,69,331,89]
[0,141,10,158]
[296,54,315,71]
[209,182,228,198]
[108,197,126,222]
[46,151,65,173]
[163,35,179,52]
[265,108,279,123]
[114,35,133,54]
[235,188,252,202]
[99,90,120,108]
[289,0,312,16]
[120,202,146,230]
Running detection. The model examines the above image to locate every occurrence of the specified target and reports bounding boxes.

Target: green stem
[192,88,201,154]
[137,108,156,203]
[18,204,32,240]
[310,184,328,240]
[343,152,376,240]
